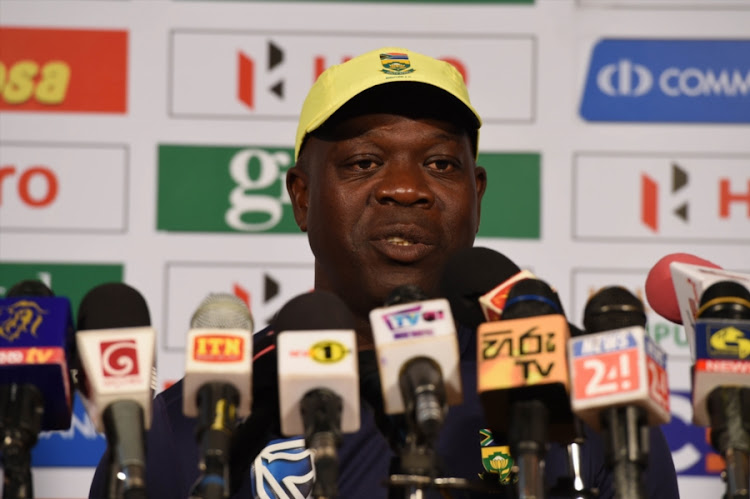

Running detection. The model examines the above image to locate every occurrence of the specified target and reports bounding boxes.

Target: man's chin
[371,272,439,304]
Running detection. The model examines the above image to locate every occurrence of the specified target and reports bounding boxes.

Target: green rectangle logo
[0,263,124,316]
[158,145,539,239]
[476,152,540,239]
[158,145,298,233]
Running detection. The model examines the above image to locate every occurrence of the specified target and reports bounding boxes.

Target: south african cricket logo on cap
[380,52,415,75]
[479,429,516,485]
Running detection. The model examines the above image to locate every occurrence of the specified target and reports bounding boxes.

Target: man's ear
[286,165,310,232]
[474,165,487,233]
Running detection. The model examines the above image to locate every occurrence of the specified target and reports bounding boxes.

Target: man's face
[287,111,486,320]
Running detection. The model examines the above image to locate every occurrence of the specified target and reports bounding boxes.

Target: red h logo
[719,179,750,219]
[640,163,689,232]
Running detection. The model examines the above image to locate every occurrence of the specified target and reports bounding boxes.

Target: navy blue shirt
[89,325,679,498]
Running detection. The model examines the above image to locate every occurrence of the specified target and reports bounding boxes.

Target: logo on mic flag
[100,339,140,378]
[706,324,750,359]
[381,303,445,339]
[569,326,670,428]
[571,329,640,400]
[0,299,47,341]
[479,317,568,388]
[193,334,246,362]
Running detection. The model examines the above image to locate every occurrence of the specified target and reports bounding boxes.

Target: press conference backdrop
[0,0,748,497]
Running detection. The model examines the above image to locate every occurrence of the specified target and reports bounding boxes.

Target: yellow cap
[295,46,482,160]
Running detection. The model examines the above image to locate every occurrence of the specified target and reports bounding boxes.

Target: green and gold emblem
[479,428,516,484]
[380,52,415,75]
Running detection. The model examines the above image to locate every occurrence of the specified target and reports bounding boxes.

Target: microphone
[0,280,74,499]
[370,285,460,440]
[75,282,156,499]
[644,252,750,360]
[569,286,670,499]
[478,278,575,499]
[369,285,461,495]
[273,290,360,499]
[439,246,524,327]
[644,252,721,325]
[692,281,750,499]
[183,293,254,499]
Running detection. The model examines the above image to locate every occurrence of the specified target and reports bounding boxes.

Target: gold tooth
[387,237,413,246]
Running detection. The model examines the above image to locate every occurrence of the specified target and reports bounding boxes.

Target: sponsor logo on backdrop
[570,269,690,360]
[164,263,315,350]
[663,390,724,476]
[0,27,127,113]
[0,143,128,232]
[580,39,750,123]
[574,153,750,241]
[157,145,540,238]
[33,394,106,467]
[169,32,534,123]
[0,263,123,313]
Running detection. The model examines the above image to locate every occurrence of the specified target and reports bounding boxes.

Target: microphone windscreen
[645,253,720,324]
[77,283,151,330]
[384,285,428,306]
[502,278,561,320]
[697,280,750,320]
[272,290,356,332]
[583,286,646,333]
[190,293,253,330]
[440,246,520,327]
[6,279,55,297]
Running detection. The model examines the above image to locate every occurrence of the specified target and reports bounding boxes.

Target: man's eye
[352,159,378,170]
[427,159,457,171]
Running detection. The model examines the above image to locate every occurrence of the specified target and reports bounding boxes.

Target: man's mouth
[386,236,415,246]
[370,229,434,263]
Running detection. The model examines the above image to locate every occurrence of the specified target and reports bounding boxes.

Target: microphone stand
[190,382,240,499]
[0,383,43,499]
[300,388,343,499]
[550,417,598,499]
[391,357,446,499]
[601,406,648,499]
[707,387,750,499]
[509,400,548,499]
[103,400,148,499]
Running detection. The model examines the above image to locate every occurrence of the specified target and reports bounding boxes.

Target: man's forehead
[315,112,469,145]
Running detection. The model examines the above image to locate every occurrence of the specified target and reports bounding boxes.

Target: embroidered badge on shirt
[251,437,314,499]
[479,428,517,485]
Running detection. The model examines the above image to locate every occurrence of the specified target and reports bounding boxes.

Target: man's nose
[373,162,435,208]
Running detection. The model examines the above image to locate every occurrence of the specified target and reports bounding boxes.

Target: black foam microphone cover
[502,278,562,320]
[77,283,151,330]
[271,290,356,333]
[384,285,428,306]
[6,279,55,297]
[698,280,750,320]
[440,246,520,328]
[583,286,647,334]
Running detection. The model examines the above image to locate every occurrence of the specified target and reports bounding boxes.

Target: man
[90,47,679,498]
